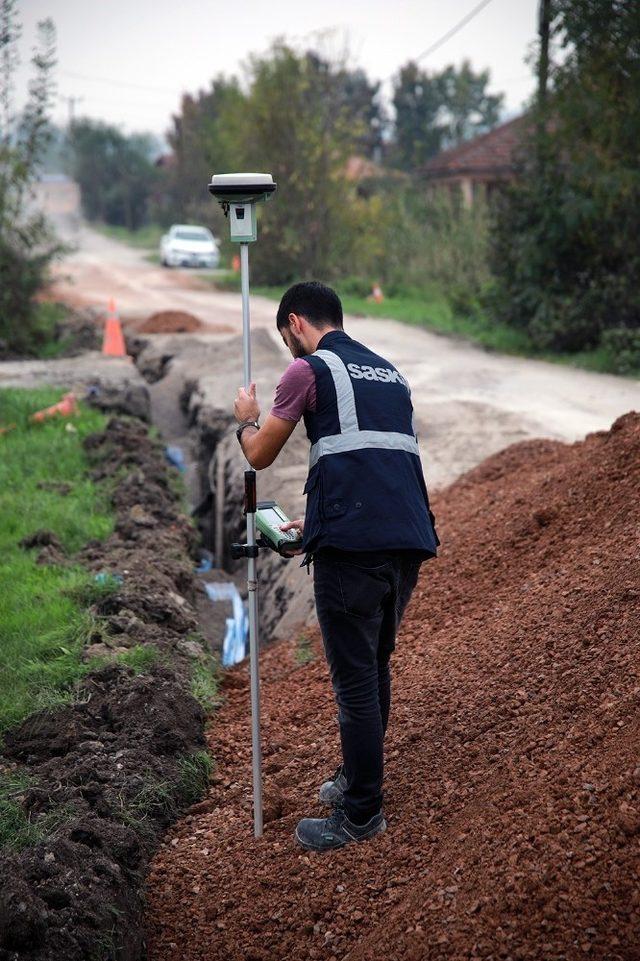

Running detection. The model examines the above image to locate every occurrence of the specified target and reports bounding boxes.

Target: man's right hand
[279,518,304,555]
[280,518,304,535]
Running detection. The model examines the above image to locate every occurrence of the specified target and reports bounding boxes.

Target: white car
[160,224,220,269]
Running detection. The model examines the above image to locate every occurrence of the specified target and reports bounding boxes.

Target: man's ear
[288,312,303,335]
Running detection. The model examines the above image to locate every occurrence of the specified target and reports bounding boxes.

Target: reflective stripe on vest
[309,350,419,468]
[313,349,358,433]
[309,430,420,468]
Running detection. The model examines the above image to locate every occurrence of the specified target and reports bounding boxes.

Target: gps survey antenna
[208,172,276,839]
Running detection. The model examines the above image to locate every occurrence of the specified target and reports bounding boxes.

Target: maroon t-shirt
[270,358,317,422]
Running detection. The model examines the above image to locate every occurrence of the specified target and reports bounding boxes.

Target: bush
[600,327,640,376]
[337,276,373,298]
[489,0,640,359]
[356,185,492,312]
[0,234,62,356]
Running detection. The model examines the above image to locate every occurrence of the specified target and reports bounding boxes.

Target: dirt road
[48,205,640,490]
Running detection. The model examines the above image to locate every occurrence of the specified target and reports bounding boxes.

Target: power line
[60,68,180,96]
[384,0,496,82]
[414,0,496,64]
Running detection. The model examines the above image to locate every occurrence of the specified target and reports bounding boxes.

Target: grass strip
[209,272,638,377]
[0,388,114,733]
[93,222,165,250]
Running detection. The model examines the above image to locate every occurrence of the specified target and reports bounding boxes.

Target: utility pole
[537,0,551,114]
[61,95,83,130]
[536,0,552,172]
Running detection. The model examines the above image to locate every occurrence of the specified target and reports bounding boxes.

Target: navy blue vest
[300,329,439,557]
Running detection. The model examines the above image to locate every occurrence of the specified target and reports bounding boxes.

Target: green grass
[0,388,114,732]
[294,633,315,666]
[116,750,213,837]
[94,222,164,250]
[176,750,214,805]
[209,271,638,377]
[0,771,76,850]
[116,644,161,674]
[190,656,221,713]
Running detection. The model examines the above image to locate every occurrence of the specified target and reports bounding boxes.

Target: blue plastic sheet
[165,445,186,472]
[204,582,248,667]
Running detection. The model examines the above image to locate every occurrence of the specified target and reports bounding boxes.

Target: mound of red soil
[146,411,640,960]
[139,311,204,334]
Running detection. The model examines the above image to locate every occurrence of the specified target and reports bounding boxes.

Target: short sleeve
[270,359,316,423]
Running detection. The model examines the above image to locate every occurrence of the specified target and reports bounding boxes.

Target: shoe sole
[294,819,386,852]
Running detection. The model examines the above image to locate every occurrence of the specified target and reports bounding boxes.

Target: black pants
[313,547,422,824]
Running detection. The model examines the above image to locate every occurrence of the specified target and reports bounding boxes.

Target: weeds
[295,634,315,666]
[191,657,221,713]
[117,644,160,674]
[0,772,76,851]
[176,751,214,806]
[116,751,213,837]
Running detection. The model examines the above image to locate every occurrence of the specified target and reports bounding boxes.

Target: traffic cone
[371,283,384,304]
[102,299,127,357]
[31,392,78,423]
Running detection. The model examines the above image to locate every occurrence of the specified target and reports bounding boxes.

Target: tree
[391,60,503,170]
[0,1,61,354]
[69,120,158,230]
[438,59,503,146]
[307,55,385,158]
[158,76,245,229]
[224,42,365,283]
[391,62,445,170]
[489,0,640,365]
[159,49,385,255]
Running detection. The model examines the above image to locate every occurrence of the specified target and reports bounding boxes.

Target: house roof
[422,114,529,180]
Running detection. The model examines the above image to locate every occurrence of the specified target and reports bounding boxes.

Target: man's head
[276,281,343,358]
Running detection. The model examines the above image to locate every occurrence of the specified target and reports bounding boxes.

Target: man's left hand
[234,382,260,424]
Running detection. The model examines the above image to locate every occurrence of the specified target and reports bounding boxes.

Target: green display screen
[256,502,301,549]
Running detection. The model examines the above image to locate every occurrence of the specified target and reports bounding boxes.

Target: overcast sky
[15,0,539,141]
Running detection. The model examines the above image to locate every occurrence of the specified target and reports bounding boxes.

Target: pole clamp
[231,543,260,560]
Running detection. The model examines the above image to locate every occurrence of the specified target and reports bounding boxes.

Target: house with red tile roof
[422,114,529,205]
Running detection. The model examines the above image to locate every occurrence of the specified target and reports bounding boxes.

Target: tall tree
[391,62,445,170]
[306,55,385,158]
[160,76,245,227]
[438,59,503,146]
[391,60,503,170]
[490,0,640,364]
[69,120,157,230]
[0,1,61,353]
[229,42,363,283]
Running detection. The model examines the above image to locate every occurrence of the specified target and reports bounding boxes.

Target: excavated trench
[128,329,314,656]
[0,329,306,961]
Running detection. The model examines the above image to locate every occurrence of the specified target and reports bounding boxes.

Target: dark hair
[276,281,343,331]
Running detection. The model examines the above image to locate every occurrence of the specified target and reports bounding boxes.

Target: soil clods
[145,412,640,961]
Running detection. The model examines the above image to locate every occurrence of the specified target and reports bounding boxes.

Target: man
[233,281,439,852]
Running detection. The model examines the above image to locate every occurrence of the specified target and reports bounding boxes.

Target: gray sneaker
[319,765,348,806]
[295,806,386,852]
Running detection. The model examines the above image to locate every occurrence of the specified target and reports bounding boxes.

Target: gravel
[145,411,640,961]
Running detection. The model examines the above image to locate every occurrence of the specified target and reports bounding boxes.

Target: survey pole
[207,173,276,840]
[240,240,263,838]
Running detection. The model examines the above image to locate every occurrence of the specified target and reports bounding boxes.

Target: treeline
[117,1,638,373]
[490,0,640,370]
[68,46,502,295]
[156,47,501,287]
[5,0,639,374]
